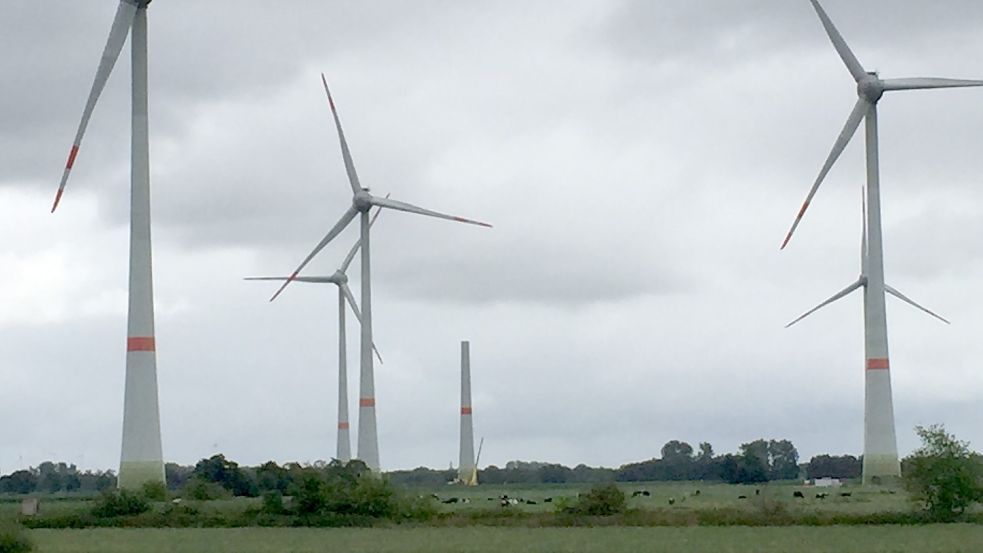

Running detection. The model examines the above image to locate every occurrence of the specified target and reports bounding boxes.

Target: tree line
[0,438,866,495]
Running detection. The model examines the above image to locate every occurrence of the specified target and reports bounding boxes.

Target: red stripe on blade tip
[127,336,155,352]
[51,188,65,213]
[796,200,810,218]
[66,145,80,169]
[359,398,375,407]
[338,422,350,430]
[461,407,472,415]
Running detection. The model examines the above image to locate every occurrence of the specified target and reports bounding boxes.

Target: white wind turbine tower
[782,0,981,484]
[458,341,476,486]
[51,0,164,489]
[246,208,383,462]
[269,75,492,471]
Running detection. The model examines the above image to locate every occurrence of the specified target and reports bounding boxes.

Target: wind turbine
[51,0,164,489]
[782,0,980,484]
[269,75,492,471]
[246,207,384,462]
[458,341,476,486]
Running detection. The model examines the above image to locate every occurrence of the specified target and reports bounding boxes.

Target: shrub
[561,483,626,516]
[141,481,167,502]
[261,491,285,515]
[287,460,428,524]
[904,424,983,521]
[91,489,150,518]
[182,478,230,501]
[0,523,32,553]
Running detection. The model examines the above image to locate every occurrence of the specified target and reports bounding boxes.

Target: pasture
[9,481,977,552]
[27,525,983,553]
[420,480,910,515]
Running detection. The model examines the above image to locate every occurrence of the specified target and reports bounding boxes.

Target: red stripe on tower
[866,358,890,370]
[338,422,350,430]
[461,407,472,415]
[359,398,375,407]
[66,145,80,169]
[127,336,155,352]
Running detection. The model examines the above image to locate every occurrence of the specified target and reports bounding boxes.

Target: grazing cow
[642,490,651,497]
[631,490,644,497]
[668,498,675,506]
[755,489,760,496]
[737,495,748,500]
[526,500,537,505]
[544,497,553,503]
[840,492,852,497]
[442,497,459,504]
[815,493,828,500]
[793,491,805,499]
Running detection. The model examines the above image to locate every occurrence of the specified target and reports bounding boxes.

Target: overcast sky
[2,0,983,474]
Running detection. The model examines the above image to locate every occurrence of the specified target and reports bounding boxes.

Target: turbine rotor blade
[269,206,359,301]
[52,0,139,212]
[882,78,983,91]
[885,285,951,325]
[786,278,865,328]
[340,283,383,363]
[371,195,492,228]
[809,0,866,82]
[339,203,384,273]
[321,74,362,195]
[245,276,337,284]
[782,97,869,249]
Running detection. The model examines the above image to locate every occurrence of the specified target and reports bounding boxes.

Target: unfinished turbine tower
[246,208,383,462]
[458,341,476,485]
[270,75,491,471]
[52,0,164,489]
[782,0,980,484]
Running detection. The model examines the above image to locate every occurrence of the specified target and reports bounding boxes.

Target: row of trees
[1,439,870,495]
[0,462,115,494]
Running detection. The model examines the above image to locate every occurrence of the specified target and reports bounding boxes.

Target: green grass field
[419,480,911,515]
[27,525,983,553]
[7,482,977,552]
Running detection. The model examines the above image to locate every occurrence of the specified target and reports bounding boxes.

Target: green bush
[141,481,167,502]
[288,460,432,525]
[904,424,983,521]
[91,489,150,518]
[261,491,285,515]
[0,523,33,553]
[561,483,626,516]
[182,478,231,501]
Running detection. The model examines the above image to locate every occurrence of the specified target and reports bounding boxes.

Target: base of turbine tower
[862,454,901,487]
[118,459,166,490]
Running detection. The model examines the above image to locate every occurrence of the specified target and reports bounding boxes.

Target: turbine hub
[857,75,883,103]
[353,190,373,212]
[333,271,348,284]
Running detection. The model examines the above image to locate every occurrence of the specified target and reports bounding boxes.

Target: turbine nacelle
[858,75,884,103]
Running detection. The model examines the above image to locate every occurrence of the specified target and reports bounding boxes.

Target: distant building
[811,477,842,488]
